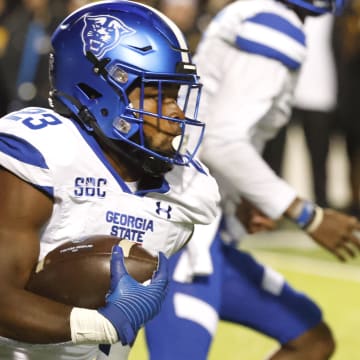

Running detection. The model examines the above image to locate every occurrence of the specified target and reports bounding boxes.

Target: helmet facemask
[108,65,204,168]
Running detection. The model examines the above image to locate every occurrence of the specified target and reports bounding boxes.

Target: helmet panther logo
[81,15,136,59]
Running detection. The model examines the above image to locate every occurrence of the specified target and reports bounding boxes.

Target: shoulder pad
[235,12,306,70]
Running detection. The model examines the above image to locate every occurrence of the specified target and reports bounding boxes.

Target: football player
[0,1,219,359]
[145,0,360,359]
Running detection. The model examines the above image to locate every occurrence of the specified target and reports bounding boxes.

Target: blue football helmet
[285,0,345,14]
[49,0,203,174]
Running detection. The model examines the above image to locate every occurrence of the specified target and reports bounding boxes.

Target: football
[26,235,158,309]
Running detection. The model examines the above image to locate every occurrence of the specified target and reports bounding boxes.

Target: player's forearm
[0,288,119,345]
[0,287,72,343]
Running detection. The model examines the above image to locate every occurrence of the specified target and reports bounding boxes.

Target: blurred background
[1,0,360,213]
[0,1,358,359]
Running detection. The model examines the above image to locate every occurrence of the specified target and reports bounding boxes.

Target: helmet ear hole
[101,108,109,116]
[77,83,102,100]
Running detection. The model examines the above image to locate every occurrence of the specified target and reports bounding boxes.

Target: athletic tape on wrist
[295,201,316,228]
[70,307,118,344]
[304,206,324,233]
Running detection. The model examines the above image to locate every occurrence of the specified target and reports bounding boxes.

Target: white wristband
[305,206,324,233]
[70,307,118,344]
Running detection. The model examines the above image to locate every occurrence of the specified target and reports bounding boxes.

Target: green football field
[130,228,360,360]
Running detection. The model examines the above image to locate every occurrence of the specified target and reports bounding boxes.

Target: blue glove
[98,245,168,345]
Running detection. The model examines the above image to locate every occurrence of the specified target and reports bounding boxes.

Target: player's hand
[236,199,277,234]
[310,208,360,261]
[98,245,169,345]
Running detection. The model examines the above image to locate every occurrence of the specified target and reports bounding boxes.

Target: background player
[0,1,219,359]
[145,0,360,359]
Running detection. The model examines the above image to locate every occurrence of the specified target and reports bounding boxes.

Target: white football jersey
[0,107,220,359]
[195,0,306,220]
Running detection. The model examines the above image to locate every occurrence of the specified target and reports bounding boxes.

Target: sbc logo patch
[74,177,107,198]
